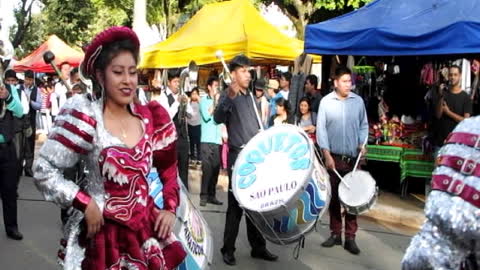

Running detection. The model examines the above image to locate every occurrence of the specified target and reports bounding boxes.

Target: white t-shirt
[187,102,201,126]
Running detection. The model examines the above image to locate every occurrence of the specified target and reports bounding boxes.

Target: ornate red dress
[34,94,186,270]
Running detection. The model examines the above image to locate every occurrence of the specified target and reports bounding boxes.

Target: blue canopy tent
[304,0,480,56]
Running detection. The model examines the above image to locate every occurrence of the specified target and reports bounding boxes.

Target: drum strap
[292,235,305,260]
[431,174,480,209]
[445,132,480,150]
[437,155,480,177]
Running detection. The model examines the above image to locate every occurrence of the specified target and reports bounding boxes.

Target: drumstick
[352,136,369,174]
[333,168,351,190]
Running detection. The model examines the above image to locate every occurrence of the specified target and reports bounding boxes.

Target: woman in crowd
[269,97,294,127]
[297,97,317,141]
[33,26,186,270]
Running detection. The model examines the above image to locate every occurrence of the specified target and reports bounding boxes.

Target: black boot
[221,250,236,266]
[207,197,223,205]
[344,239,360,255]
[321,235,342,247]
[6,228,23,240]
[251,248,278,261]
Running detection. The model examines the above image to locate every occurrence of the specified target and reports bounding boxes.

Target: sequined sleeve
[33,95,96,211]
[148,101,179,214]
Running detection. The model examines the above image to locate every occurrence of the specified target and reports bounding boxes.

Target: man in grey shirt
[214,55,277,266]
[317,66,368,255]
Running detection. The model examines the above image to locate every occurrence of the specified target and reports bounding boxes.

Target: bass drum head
[338,170,376,207]
[174,182,213,270]
[232,125,314,213]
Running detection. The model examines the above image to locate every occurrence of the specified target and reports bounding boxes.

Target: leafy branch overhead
[257,0,373,39]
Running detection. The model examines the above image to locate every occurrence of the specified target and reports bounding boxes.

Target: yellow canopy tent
[139,0,319,68]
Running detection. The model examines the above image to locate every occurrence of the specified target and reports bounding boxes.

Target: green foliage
[42,0,96,46]
[313,0,371,10]
[89,0,130,35]
[10,13,48,58]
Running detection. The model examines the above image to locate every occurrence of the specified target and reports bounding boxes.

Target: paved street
[0,170,416,270]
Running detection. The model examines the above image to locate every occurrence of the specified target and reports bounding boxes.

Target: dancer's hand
[154,210,175,239]
[84,200,104,238]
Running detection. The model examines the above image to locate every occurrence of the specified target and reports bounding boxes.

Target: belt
[431,174,480,209]
[445,132,480,149]
[331,153,355,164]
[437,155,480,177]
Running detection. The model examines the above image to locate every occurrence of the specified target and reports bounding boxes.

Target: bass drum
[232,124,331,245]
[147,169,213,270]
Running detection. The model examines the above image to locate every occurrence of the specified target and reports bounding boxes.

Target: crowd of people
[0,25,478,270]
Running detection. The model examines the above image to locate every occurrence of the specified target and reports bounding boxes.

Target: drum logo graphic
[236,132,311,189]
[272,179,325,233]
[183,202,205,257]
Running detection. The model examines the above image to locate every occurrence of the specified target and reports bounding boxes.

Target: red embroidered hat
[81,26,140,79]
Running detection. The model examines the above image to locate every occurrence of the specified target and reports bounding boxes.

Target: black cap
[254,78,266,91]
[25,70,35,79]
[229,54,250,71]
[4,69,17,79]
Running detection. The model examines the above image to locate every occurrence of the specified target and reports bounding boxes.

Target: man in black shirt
[433,65,472,148]
[214,55,278,266]
[304,74,322,114]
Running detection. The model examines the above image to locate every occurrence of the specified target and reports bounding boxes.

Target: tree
[99,0,222,38]
[42,0,97,47]
[11,0,36,49]
[258,0,373,39]
[10,13,48,58]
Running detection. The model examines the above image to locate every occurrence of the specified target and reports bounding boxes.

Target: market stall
[14,35,84,73]
[304,0,480,197]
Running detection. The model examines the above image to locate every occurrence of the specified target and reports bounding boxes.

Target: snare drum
[338,170,378,215]
[232,125,331,245]
[147,170,213,270]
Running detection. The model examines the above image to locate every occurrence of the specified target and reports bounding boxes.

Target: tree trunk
[163,0,170,37]
[12,0,34,48]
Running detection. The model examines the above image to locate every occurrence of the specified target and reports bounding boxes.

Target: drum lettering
[283,134,303,152]
[249,181,298,200]
[258,137,272,155]
[251,190,266,200]
[238,163,255,176]
[246,150,265,163]
[273,133,288,152]
[238,174,256,189]
[290,144,308,159]
[183,222,204,256]
[260,199,284,209]
[290,158,310,170]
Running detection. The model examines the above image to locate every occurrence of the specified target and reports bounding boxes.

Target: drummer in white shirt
[317,66,368,255]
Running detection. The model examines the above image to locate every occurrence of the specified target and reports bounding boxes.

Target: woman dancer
[33,26,186,270]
